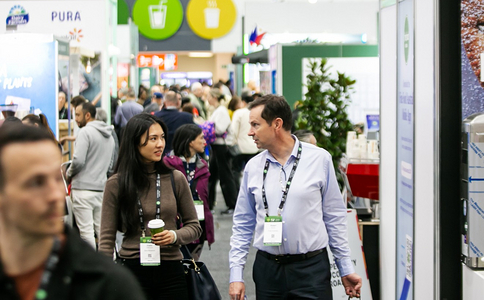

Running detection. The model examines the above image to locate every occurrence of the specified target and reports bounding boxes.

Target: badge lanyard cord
[34,237,61,300]
[261,142,302,217]
[138,174,161,237]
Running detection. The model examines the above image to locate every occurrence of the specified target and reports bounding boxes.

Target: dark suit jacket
[154,108,194,154]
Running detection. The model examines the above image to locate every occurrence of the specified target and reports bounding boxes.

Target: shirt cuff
[229,266,244,283]
[336,257,355,277]
[170,230,177,244]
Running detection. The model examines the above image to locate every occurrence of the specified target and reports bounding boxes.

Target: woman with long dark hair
[164,124,214,261]
[99,113,201,300]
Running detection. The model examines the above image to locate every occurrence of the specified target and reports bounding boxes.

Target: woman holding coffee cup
[164,124,214,261]
[99,113,202,300]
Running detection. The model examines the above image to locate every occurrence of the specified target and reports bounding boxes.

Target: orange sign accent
[136,53,178,70]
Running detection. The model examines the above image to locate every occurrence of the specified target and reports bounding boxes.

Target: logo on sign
[6,5,29,26]
[69,28,84,42]
[52,11,81,22]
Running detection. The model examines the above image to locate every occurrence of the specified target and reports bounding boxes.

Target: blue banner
[0,41,58,137]
[396,0,414,299]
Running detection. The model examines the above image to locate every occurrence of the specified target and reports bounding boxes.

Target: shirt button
[282,221,285,224]
[284,238,287,241]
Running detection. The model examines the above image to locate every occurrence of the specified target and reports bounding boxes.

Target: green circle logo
[404,16,409,64]
[133,0,184,40]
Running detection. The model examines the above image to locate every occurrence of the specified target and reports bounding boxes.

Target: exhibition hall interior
[0,0,480,299]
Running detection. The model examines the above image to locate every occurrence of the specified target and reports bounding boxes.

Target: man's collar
[266,135,299,164]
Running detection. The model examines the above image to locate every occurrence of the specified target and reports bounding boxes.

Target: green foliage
[296,58,355,178]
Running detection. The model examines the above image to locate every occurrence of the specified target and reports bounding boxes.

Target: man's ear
[273,118,284,130]
[85,112,91,121]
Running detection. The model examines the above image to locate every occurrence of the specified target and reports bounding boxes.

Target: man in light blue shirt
[229,95,361,300]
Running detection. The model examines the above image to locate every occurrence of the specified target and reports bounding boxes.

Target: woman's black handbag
[182,254,222,300]
[170,172,222,300]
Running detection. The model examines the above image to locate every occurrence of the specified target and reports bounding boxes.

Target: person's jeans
[71,189,103,249]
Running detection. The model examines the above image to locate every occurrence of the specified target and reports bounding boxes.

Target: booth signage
[396,0,415,299]
[132,0,184,40]
[136,53,178,70]
[328,210,373,299]
[186,0,236,40]
[6,5,29,26]
[0,1,105,51]
[0,41,58,137]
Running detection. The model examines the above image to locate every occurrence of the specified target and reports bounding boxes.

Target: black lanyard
[137,174,161,237]
[261,142,302,217]
[34,237,61,300]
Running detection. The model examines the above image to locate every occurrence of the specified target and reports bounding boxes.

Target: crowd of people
[0,80,362,300]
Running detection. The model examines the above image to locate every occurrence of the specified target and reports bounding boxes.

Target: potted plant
[295,58,355,184]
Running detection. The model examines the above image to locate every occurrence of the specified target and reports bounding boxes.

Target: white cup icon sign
[204,1,220,29]
[149,0,168,29]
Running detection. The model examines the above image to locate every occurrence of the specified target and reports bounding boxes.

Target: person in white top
[207,88,238,215]
[230,92,260,192]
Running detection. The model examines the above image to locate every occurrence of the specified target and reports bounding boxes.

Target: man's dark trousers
[252,249,333,300]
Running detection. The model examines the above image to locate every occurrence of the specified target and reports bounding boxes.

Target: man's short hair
[81,102,97,119]
[0,124,55,190]
[96,108,108,123]
[119,87,129,95]
[126,89,136,98]
[71,95,87,108]
[164,91,177,104]
[191,82,202,92]
[248,94,293,131]
[293,129,314,143]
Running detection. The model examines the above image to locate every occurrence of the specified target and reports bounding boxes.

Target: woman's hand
[151,230,175,246]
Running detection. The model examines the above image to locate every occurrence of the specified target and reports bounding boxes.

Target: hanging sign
[136,53,178,70]
[132,0,184,40]
[186,0,236,40]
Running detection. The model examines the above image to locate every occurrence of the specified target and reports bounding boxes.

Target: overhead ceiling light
[308,0,317,3]
[188,52,213,58]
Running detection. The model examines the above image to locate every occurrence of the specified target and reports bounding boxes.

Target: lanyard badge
[138,174,162,265]
[140,237,161,266]
[261,142,302,246]
[263,216,283,246]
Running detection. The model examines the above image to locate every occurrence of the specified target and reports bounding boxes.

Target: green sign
[133,0,184,40]
[404,16,409,64]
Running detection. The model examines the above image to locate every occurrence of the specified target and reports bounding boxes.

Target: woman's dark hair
[22,114,57,142]
[138,84,147,99]
[115,113,172,236]
[172,124,203,158]
[228,96,241,111]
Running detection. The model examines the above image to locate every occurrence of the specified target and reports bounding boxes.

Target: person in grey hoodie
[67,102,115,249]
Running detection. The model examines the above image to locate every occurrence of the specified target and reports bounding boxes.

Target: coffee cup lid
[148,219,165,228]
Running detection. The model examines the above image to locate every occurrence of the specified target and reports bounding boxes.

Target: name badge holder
[193,200,205,221]
[261,142,302,246]
[140,236,161,266]
[264,216,283,246]
[137,174,162,266]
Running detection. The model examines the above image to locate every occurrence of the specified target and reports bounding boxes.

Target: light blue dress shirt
[229,137,355,283]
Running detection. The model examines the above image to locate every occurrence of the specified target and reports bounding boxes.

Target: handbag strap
[170,171,196,261]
